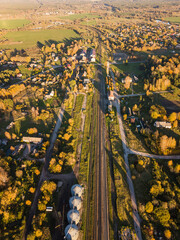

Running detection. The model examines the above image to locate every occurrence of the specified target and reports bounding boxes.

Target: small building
[64,224,79,240]
[130,116,136,123]
[84,79,90,84]
[46,206,53,212]
[108,91,115,101]
[69,196,82,211]
[71,184,84,198]
[154,121,171,129]
[22,137,43,144]
[6,122,14,130]
[67,209,80,225]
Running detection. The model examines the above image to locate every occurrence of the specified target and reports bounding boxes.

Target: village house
[108,91,115,101]
[154,121,171,129]
[22,137,43,144]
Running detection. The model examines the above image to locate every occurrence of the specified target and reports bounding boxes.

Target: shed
[67,209,80,225]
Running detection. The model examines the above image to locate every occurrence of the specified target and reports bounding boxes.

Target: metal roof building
[67,209,80,225]
[71,184,84,198]
[69,196,82,211]
[64,224,79,240]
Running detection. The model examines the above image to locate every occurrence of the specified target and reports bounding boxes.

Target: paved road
[117,90,173,99]
[110,69,143,240]
[129,149,180,160]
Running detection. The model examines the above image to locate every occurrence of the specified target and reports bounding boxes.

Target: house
[84,79,90,84]
[44,90,54,100]
[154,121,171,129]
[122,77,132,83]
[22,137,43,144]
[17,73,22,78]
[108,91,115,101]
[6,122,14,130]
[130,116,136,123]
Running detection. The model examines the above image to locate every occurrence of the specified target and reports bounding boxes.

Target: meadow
[59,13,100,21]
[0,29,79,49]
[164,16,180,23]
[0,19,30,29]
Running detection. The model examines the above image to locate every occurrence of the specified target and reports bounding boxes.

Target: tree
[15,120,21,135]
[5,131,11,140]
[150,182,164,197]
[0,167,8,188]
[123,114,127,120]
[38,202,46,211]
[40,181,56,193]
[164,229,171,239]
[173,120,178,128]
[16,170,23,178]
[145,202,154,213]
[26,200,31,206]
[154,207,170,226]
[124,76,132,89]
[35,229,42,238]
[168,112,177,122]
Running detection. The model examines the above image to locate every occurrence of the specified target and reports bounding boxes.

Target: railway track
[94,37,109,240]
[85,27,109,240]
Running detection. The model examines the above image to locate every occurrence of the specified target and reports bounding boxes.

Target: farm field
[164,16,180,23]
[59,13,100,21]
[0,29,79,49]
[0,19,30,29]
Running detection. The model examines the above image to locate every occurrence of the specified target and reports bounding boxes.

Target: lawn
[59,13,100,21]
[0,29,79,49]
[164,17,180,23]
[0,19,30,29]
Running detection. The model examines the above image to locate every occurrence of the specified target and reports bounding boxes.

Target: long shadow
[153,92,180,114]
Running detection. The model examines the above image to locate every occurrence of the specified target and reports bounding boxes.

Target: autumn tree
[0,167,9,188]
[124,76,132,89]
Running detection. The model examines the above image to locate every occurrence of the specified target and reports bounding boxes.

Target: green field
[0,19,30,29]
[164,17,180,23]
[112,62,143,75]
[0,29,79,49]
[59,13,100,21]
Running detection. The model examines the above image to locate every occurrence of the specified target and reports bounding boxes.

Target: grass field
[59,13,100,21]
[112,62,143,75]
[0,29,79,49]
[164,17,180,23]
[0,19,30,29]
[110,110,133,228]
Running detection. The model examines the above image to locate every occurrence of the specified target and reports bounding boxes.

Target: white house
[154,121,171,129]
